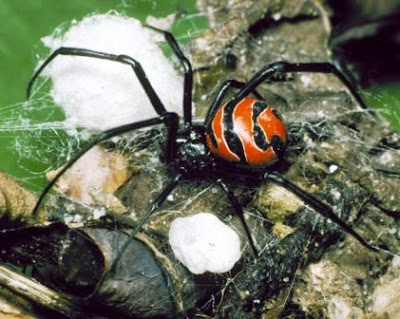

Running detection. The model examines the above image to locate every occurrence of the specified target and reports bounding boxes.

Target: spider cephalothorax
[28,25,391,264]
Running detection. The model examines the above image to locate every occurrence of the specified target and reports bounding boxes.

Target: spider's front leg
[31,112,179,217]
[27,47,168,115]
[144,25,194,127]
[27,44,185,216]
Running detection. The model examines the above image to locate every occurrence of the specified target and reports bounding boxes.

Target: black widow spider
[27,24,391,262]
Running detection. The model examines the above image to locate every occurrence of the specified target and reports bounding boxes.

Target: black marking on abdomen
[223,101,245,162]
[252,101,270,151]
[206,122,218,148]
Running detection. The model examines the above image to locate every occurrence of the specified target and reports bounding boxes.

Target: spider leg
[107,173,183,276]
[263,171,397,257]
[32,112,179,217]
[216,179,259,257]
[27,47,168,115]
[232,61,369,112]
[145,25,194,128]
[205,79,263,127]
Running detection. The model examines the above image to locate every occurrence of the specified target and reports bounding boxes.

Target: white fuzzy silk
[39,13,184,131]
[169,213,242,274]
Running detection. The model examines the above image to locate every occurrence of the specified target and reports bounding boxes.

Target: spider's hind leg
[232,61,370,112]
[217,179,259,257]
[263,171,397,257]
[204,79,264,127]
[108,172,183,276]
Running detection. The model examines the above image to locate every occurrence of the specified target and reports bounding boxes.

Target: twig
[0,265,88,318]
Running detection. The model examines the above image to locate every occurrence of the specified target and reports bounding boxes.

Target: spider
[27,24,389,261]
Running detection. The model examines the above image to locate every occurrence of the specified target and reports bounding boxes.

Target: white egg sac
[169,213,242,274]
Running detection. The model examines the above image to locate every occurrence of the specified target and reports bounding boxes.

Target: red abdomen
[205,97,287,166]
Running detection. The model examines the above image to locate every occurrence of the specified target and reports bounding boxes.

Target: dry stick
[0,265,89,317]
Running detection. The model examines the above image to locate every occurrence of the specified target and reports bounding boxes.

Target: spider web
[0,7,206,191]
[1,1,400,319]
[0,96,83,189]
